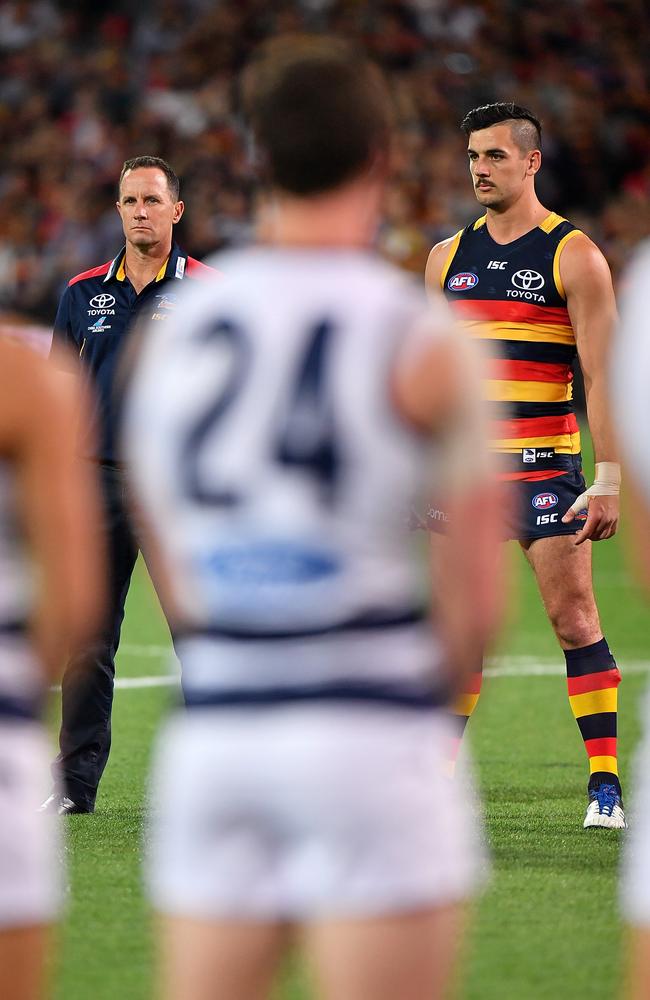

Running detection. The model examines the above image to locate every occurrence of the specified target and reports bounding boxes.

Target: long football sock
[447,667,483,772]
[565,637,621,794]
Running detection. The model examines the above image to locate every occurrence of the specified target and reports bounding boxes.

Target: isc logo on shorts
[531,492,559,510]
[447,272,479,291]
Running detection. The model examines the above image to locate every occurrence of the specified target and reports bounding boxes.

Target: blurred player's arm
[559,235,620,543]
[0,341,105,679]
[130,495,183,628]
[392,321,503,692]
[610,245,650,597]
[620,472,650,595]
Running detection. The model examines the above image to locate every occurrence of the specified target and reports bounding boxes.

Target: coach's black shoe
[38,793,93,815]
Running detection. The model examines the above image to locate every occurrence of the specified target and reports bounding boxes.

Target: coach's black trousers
[54,462,140,810]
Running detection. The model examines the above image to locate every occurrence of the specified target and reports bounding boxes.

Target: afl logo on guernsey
[531,492,558,510]
[447,272,479,292]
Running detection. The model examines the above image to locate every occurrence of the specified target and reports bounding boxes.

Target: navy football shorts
[501,467,588,541]
[410,467,588,543]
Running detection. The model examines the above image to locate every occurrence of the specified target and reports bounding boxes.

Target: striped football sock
[447,668,483,772]
[565,638,621,794]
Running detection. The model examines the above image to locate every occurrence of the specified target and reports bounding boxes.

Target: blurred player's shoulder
[620,237,650,295]
[0,337,66,444]
[0,334,50,385]
[203,244,432,312]
[185,256,221,281]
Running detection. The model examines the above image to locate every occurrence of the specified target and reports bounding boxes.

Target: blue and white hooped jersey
[612,240,650,508]
[125,247,453,709]
[0,462,41,719]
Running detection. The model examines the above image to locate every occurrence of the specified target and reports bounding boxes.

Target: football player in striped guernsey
[426,102,624,830]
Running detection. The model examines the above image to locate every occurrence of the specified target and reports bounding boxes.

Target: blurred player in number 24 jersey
[124,35,502,1000]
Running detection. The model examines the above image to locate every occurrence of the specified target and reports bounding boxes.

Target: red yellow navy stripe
[490,413,580,441]
[484,380,573,403]
[499,470,567,483]
[567,669,621,697]
[489,409,581,458]
[463,321,575,345]
[589,756,618,775]
[569,688,618,717]
[485,359,573,384]
[584,737,618,758]
[492,434,581,453]
[451,300,575,346]
[451,300,572,325]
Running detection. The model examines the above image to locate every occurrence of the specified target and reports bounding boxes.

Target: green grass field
[50,436,649,1000]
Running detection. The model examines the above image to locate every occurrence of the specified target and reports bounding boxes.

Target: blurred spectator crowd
[0,0,648,323]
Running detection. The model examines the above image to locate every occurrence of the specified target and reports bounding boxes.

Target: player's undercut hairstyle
[241,35,391,196]
[119,156,180,201]
[460,102,542,154]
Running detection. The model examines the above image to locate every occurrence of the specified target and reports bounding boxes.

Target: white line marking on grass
[115,675,179,689]
[109,647,650,691]
[119,643,174,658]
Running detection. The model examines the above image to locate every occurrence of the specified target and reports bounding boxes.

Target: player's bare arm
[559,234,620,544]
[392,328,503,690]
[424,237,457,298]
[0,341,105,677]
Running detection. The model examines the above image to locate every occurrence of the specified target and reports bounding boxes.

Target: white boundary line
[108,646,650,691]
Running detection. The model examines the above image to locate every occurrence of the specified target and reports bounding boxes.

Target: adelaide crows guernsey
[441,212,582,482]
[52,244,217,463]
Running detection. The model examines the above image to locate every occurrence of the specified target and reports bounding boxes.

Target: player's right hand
[562,463,620,544]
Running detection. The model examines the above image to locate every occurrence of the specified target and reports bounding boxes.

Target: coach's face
[467,123,540,210]
[117,168,184,252]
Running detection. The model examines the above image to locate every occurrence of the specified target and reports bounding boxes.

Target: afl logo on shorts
[532,492,559,510]
[447,272,479,291]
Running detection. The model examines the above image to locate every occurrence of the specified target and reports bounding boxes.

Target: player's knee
[547,604,600,648]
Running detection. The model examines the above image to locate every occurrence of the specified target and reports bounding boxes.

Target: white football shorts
[0,721,63,928]
[146,705,487,920]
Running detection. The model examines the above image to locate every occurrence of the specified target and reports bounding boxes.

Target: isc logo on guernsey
[447,272,479,291]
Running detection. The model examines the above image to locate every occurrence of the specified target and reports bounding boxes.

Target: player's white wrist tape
[567,462,620,515]
[589,462,621,494]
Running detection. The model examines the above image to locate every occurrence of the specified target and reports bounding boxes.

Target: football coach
[41,156,217,814]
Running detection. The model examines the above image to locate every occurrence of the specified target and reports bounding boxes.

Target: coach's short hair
[242,35,391,196]
[460,102,542,153]
[119,156,180,200]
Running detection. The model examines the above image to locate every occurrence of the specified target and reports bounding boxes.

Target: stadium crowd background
[0,0,648,324]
